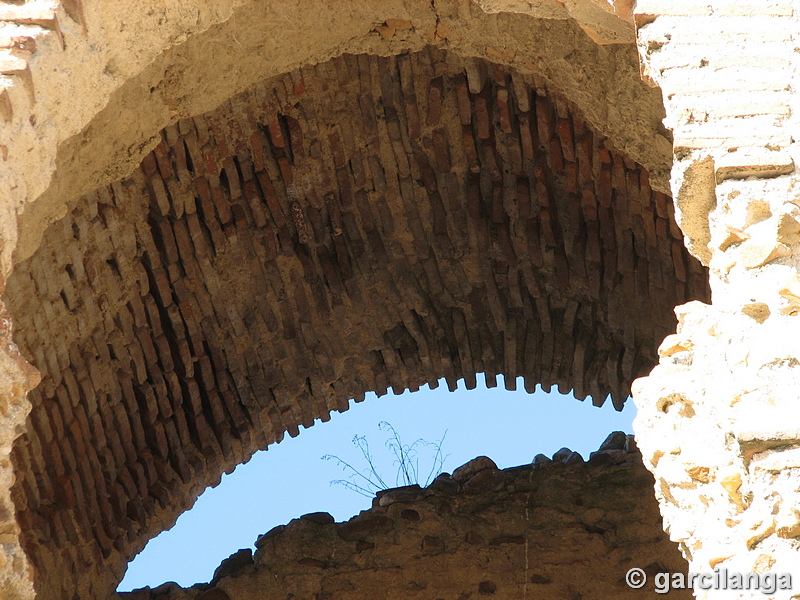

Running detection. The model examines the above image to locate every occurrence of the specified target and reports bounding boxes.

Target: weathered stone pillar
[632,1,800,597]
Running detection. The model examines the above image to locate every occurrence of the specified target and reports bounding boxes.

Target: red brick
[535,94,554,146]
[427,78,443,126]
[462,125,480,173]
[557,118,575,162]
[475,95,491,139]
[456,78,472,125]
[497,89,512,133]
[153,142,173,180]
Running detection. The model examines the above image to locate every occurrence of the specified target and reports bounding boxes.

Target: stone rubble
[117,433,691,600]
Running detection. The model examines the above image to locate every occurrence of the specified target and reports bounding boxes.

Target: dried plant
[322,421,448,497]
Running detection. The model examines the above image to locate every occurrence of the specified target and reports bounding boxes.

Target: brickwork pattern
[4,49,708,599]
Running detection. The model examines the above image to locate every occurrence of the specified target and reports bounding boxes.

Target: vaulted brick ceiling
[5,48,708,599]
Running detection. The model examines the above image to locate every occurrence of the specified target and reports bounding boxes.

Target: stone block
[715,149,794,181]
[452,456,498,483]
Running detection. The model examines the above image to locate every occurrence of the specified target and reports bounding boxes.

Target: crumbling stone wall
[4,47,707,600]
[118,438,691,600]
[631,2,800,598]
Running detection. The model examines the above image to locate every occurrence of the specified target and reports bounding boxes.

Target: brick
[519,114,534,160]
[549,138,564,173]
[427,78,442,126]
[475,95,491,139]
[660,66,790,95]
[147,176,171,216]
[432,130,450,173]
[209,182,232,224]
[0,6,58,26]
[455,78,472,125]
[153,142,173,180]
[676,95,790,120]
[496,89,511,133]
[557,118,575,162]
[183,131,206,175]
[714,3,793,17]
[634,0,713,16]
[462,125,480,172]
[511,72,530,113]
[535,94,554,147]
[673,130,791,150]
[715,148,794,181]
[464,57,486,94]
[0,52,28,75]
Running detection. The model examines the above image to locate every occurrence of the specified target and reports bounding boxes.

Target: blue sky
[119,376,635,591]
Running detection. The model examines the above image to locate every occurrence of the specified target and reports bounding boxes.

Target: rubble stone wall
[631,2,800,599]
[118,440,691,600]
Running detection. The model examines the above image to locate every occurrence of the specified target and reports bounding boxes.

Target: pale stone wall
[632,1,800,598]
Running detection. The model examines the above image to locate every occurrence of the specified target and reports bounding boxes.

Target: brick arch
[15,0,671,267]
[5,48,707,599]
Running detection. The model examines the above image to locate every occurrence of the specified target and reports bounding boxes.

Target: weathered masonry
[0,1,798,599]
[120,441,693,600]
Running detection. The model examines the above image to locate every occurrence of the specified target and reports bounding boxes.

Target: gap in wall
[119,376,636,591]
